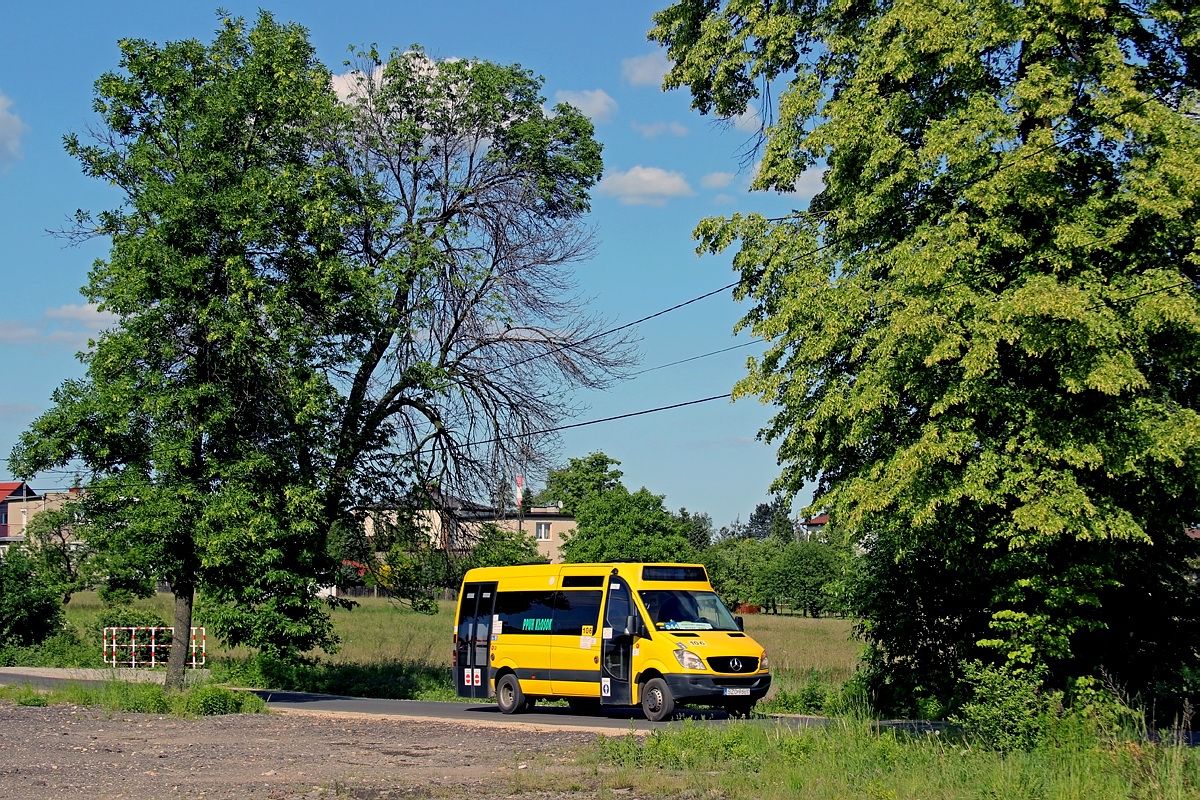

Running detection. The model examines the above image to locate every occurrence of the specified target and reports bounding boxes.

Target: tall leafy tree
[533,452,626,515]
[10,13,355,688]
[562,486,697,563]
[652,0,1200,710]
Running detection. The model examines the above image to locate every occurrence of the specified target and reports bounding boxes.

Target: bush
[97,606,170,631]
[951,661,1062,751]
[178,684,264,716]
[0,549,64,646]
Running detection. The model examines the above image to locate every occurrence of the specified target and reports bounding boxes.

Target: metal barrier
[102,626,206,668]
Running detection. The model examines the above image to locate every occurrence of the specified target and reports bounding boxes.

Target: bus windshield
[639,590,741,632]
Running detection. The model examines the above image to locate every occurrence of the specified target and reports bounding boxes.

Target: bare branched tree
[322,47,636,530]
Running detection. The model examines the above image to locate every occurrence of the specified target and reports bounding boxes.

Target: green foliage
[178,684,263,716]
[22,503,95,603]
[562,486,697,563]
[13,8,626,669]
[951,662,1062,752]
[703,537,769,609]
[593,718,1200,799]
[651,0,1200,714]
[676,508,714,551]
[97,605,169,631]
[0,679,265,716]
[210,653,454,701]
[0,629,97,669]
[545,450,699,563]
[0,549,64,647]
[13,685,49,707]
[463,523,546,570]
[9,10,353,683]
[534,452,624,515]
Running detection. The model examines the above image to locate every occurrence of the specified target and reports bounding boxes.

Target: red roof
[0,481,37,501]
[805,513,829,525]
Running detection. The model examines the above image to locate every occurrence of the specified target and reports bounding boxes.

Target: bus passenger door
[600,574,633,706]
[455,581,497,699]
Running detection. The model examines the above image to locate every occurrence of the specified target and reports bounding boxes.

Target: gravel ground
[0,701,625,800]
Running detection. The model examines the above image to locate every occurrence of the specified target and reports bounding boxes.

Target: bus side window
[551,590,602,635]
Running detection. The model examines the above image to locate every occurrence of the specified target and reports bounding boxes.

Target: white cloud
[622,51,671,87]
[701,171,735,189]
[597,165,693,206]
[0,304,118,350]
[554,89,618,123]
[0,92,29,171]
[732,107,762,134]
[631,120,688,138]
[791,167,827,201]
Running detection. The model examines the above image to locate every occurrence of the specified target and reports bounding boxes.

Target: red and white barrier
[102,626,206,668]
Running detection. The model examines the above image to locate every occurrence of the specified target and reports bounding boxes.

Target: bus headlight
[673,648,706,670]
[760,651,769,670]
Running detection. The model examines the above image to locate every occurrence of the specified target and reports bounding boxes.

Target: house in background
[415,496,575,563]
[0,483,84,558]
[797,512,829,542]
[360,490,576,565]
[0,481,38,556]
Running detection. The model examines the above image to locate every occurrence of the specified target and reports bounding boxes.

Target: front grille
[707,656,759,674]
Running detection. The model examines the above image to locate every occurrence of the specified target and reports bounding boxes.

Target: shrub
[951,661,1062,751]
[178,684,263,716]
[97,606,170,631]
[0,549,64,646]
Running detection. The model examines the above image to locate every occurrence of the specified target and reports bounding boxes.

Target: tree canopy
[12,13,632,681]
[652,0,1200,712]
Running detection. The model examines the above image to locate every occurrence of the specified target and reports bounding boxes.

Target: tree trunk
[165,586,194,692]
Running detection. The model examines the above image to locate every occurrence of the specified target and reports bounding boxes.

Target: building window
[535,522,551,541]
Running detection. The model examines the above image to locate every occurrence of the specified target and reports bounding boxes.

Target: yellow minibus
[453,562,771,721]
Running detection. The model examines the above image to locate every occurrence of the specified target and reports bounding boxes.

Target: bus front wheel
[496,673,526,714]
[641,677,675,722]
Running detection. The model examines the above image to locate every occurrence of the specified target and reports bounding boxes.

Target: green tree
[677,507,714,551]
[652,0,1200,711]
[23,502,95,604]
[10,12,353,688]
[562,486,697,563]
[464,522,547,570]
[746,495,794,541]
[533,452,625,515]
[702,537,769,610]
[0,549,64,647]
[762,540,838,617]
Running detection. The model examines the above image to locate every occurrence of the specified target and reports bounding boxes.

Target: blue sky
[0,1,818,530]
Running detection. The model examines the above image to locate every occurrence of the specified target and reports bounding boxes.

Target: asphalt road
[0,667,827,734]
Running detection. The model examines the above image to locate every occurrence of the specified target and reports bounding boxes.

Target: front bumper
[661,672,772,704]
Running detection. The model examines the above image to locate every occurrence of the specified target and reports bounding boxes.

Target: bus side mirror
[626,614,648,639]
[735,616,745,631]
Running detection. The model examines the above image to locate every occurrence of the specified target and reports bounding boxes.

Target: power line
[632,339,763,376]
[464,393,734,448]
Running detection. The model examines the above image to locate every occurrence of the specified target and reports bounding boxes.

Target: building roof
[0,481,37,501]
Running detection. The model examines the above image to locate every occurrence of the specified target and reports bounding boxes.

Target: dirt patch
[0,702,628,799]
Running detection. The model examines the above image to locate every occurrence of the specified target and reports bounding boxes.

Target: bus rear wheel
[496,673,526,714]
[641,677,675,722]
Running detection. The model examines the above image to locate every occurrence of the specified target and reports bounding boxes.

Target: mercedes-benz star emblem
[729,657,743,672]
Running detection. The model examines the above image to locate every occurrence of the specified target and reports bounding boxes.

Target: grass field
[49,592,861,706]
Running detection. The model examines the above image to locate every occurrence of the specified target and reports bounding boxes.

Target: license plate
[723,687,751,696]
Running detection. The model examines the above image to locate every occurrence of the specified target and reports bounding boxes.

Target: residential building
[359,491,576,564]
[0,481,37,556]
